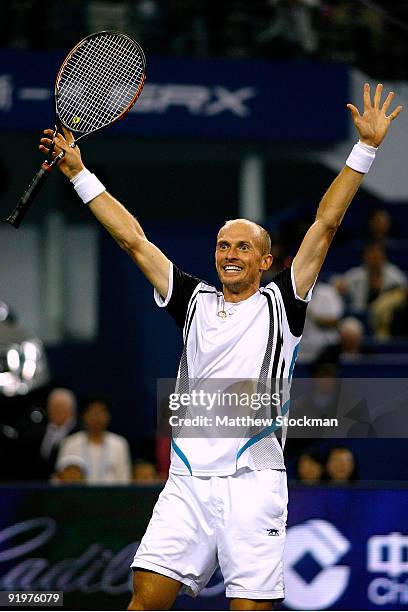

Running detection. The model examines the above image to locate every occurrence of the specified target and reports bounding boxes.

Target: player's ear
[260,254,273,271]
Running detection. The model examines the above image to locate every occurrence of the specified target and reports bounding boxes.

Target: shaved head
[219,219,271,256]
[215,218,274,300]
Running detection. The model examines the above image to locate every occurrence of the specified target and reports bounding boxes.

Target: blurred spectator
[296,448,324,484]
[132,459,161,483]
[53,454,87,483]
[255,0,319,59]
[299,361,340,420]
[370,286,408,339]
[3,0,408,80]
[38,388,78,478]
[285,361,340,460]
[318,316,368,363]
[299,281,344,363]
[333,242,406,313]
[339,316,364,356]
[368,208,391,245]
[325,446,358,483]
[57,395,132,484]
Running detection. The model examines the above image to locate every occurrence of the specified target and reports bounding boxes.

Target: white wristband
[346,140,378,174]
[70,168,106,204]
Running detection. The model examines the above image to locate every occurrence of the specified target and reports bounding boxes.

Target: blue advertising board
[0,484,406,610]
[0,51,348,141]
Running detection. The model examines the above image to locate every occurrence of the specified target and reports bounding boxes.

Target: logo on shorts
[267,528,280,536]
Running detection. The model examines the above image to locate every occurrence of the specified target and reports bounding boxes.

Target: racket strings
[60,35,144,124]
[60,36,143,129]
[57,33,144,134]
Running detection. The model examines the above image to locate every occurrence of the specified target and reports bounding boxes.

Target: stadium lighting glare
[7,348,20,370]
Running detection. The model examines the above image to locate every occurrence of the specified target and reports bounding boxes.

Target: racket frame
[5,30,146,228]
[54,30,146,142]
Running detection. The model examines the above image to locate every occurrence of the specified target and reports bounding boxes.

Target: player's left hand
[347,83,403,147]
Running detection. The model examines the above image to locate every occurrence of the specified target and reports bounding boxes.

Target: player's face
[215,222,270,295]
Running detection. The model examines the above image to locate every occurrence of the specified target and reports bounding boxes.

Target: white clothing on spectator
[57,431,132,484]
[335,263,406,312]
[299,282,344,363]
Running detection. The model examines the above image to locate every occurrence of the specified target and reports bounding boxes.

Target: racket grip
[5,162,53,229]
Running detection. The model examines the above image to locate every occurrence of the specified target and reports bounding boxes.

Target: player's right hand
[39,127,85,180]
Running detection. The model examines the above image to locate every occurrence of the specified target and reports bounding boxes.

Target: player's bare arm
[293,83,403,299]
[39,127,170,298]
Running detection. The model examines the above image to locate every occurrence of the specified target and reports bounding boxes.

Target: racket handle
[5,162,53,229]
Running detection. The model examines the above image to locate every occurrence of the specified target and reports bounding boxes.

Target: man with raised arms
[40,84,401,610]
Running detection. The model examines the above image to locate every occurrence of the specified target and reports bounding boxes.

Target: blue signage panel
[0,485,406,610]
[0,51,348,141]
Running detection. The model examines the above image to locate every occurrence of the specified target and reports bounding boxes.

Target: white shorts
[131,468,288,600]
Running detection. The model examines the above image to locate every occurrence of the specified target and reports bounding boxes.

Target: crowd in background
[2,1,408,79]
[17,387,164,485]
[296,446,358,484]
[0,383,360,486]
[268,206,408,361]
[269,204,407,478]
[1,201,406,486]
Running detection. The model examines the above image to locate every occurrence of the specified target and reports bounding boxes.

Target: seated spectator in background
[296,449,324,484]
[132,460,161,484]
[298,360,340,423]
[338,316,364,358]
[53,454,87,484]
[371,285,408,339]
[299,281,344,363]
[317,316,367,363]
[368,207,391,245]
[38,388,78,478]
[325,446,358,483]
[285,361,340,460]
[333,242,406,313]
[57,395,131,484]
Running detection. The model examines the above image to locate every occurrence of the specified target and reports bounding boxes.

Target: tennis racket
[6,30,146,228]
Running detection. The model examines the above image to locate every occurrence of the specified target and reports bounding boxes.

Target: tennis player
[40,83,401,610]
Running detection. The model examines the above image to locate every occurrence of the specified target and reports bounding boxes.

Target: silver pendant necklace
[217,294,236,318]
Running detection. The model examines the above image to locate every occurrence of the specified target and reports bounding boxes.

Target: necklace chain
[217,294,236,318]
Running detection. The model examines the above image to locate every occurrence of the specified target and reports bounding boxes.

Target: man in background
[57,395,132,484]
[38,388,78,478]
[334,241,406,312]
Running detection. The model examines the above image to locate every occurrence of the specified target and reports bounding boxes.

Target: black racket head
[55,31,146,136]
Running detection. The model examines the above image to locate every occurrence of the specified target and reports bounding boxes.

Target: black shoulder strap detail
[270,267,308,337]
[165,266,202,330]
[258,292,274,385]
[271,297,283,380]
